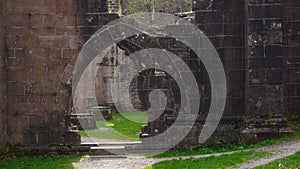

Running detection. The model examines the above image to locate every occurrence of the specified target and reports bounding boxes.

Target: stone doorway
[72,43,148,146]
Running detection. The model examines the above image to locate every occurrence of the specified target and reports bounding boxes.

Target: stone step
[125,143,169,155]
[86,155,127,159]
[89,145,126,155]
[82,141,141,147]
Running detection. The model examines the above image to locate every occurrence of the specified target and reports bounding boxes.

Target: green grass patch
[154,129,300,158]
[254,151,300,169]
[145,150,270,169]
[80,111,147,141]
[0,155,83,169]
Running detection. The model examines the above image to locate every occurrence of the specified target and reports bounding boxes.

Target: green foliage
[0,155,82,169]
[128,0,152,14]
[127,0,192,14]
[268,111,275,117]
[254,151,300,169]
[145,150,270,169]
[154,129,300,158]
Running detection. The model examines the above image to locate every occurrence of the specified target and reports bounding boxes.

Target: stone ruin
[0,0,299,153]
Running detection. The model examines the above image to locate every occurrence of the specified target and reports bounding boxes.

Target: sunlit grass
[254,151,300,169]
[80,111,147,141]
[0,155,84,169]
[154,129,300,158]
[145,150,270,169]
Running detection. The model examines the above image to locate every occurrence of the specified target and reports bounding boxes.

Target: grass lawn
[0,155,84,169]
[254,151,300,169]
[154,129,300,158]
[80,111,147,141]
[145,150,270,169]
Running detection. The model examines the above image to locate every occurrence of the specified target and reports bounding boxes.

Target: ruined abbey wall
[283,0,300,127]
[0,0,117,147]
[0,0,299,148]
[0,0,7,147]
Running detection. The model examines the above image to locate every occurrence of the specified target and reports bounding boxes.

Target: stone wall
[0,0,299,149]
[2,0,80,146]
[240,0,292,144]
[0,0,118,146]
[95,45,125,107]
[184,0,245,147]
[0,0,7,147]
[139,0,295,147]
[120,0,247,147]
[194,0,245,116]
[246,0,283,116]
[283,0,300,128]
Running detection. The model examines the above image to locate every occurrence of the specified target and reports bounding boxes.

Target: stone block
[56,0,77,13]
[265,4,282,18]
[289,98,300,112]
[264,56,283,68]
[24,131,38,145]
[6,68,26,82]
[249,57,264,69]
[266,45,282,57]
[39,35,70,49]
[78,0,108,13]
[286,56,300,69]
[70,114,96,130]
[266,69,283,85]
[224,11,244,24]
[249,46,264,58]
[248,5,265,19]
[224,35,244,48]
[43,14,58,28]
[249,69,266,85]
[232,98,245,113]
[64,131,81,145]
[266,31,283,44]
[90,146,125,155]
[224,23,244,36]
[87,106,112,120]
[6,82,25,96]
[4,14,34,28]
[37,131,51,145]
[4,0,56,14]
[248,20,264,32]
[192,0,212,11]
[31,14,45,28]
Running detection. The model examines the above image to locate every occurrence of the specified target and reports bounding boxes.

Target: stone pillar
[0,0,7,147]
[243,0,292,143]
[282,0,300,129]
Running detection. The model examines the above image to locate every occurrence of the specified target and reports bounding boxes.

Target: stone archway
[72,13,226,155]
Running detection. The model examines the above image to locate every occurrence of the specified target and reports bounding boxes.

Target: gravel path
[237,139,300,169]
[76,138,300,169]
[76,156,162,169]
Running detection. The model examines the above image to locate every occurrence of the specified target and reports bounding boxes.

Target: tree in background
[128,0,192,14]
[128,0,152,14]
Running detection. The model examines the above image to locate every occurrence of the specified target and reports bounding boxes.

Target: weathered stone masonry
[0,0,118,147]
[0,0,299,149]
[0,0,7,147]
[283,0,300,128]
